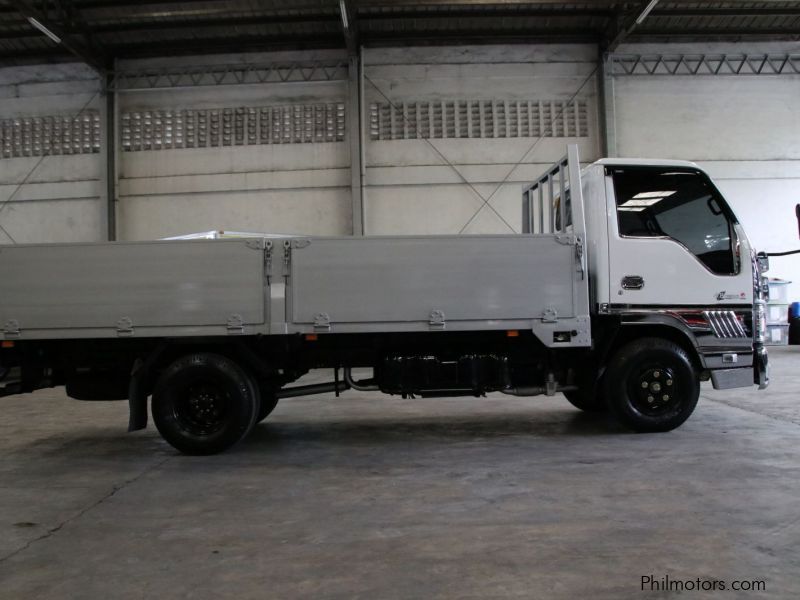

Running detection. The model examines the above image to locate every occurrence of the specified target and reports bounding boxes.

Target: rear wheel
[256,384,279,423]
[603,337,699,432]
[152,353,260,455]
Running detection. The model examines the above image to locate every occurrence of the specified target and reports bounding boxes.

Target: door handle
[621,275,645,290]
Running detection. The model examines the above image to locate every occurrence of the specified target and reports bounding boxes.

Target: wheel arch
[595,314,704,374]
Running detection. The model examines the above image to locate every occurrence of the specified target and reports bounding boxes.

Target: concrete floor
[1,349,799,599]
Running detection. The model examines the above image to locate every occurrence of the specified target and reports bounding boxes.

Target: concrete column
[100,72,117,241]
[599,53,617,158]
[348,53,364,235]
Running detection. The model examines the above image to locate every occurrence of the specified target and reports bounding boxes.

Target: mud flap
[128,358,148,432]
[127,344,168,432]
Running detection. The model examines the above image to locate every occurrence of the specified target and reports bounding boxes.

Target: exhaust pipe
[343,368,379,391]
[502,384,578,397]
[276,381,350,399]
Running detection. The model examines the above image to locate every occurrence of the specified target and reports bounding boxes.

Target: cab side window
[612,167,738,275]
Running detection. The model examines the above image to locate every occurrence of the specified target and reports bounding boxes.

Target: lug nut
[667,379,673,386]
[663,394,669,401]
[647,395,654,402]
[641,381,649,388]
[654,371,660,378]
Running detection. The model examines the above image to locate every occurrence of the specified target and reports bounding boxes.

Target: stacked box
[766,278,791,346]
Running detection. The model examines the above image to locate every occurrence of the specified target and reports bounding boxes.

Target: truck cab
[582,156,768,393]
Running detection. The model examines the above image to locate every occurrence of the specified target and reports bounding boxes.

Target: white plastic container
[766,323,790,346]
[767,303,789,324]
[767,278,791,304]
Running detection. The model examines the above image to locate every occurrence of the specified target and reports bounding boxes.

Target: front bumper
[754,343,769,390]
[708,344,768,390]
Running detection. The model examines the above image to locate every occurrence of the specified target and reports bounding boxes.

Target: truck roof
[590,157,701,169]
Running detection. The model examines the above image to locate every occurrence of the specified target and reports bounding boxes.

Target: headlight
[754,301,767,343]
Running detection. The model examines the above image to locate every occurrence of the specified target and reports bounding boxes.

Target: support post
[599,53,617,158]
[101,73,117,240]
[348,53,364,236]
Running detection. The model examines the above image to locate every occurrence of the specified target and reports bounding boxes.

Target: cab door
[605,166,753,308]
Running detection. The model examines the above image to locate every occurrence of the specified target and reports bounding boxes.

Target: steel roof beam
[84,34,346,58]
[76,14,340,34]
[650,7,800,18]
[605,0,660,53]
[357,8,615,18]
[340,0,358,55]
[7,0,107,72]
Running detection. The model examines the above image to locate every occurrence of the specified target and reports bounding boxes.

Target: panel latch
[282,240,292,277]
[575,236,585,280]
[265,240,273,281]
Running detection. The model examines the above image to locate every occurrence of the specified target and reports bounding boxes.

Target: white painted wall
[0,63,103,243]
[363,44,600,234]
[613,41,800,301]
[115,50,351,240]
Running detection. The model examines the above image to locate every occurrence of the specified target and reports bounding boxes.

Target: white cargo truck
[0,146,769,454]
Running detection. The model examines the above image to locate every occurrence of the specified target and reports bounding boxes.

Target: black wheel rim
[628,365,682,417]
[173,381,231,436]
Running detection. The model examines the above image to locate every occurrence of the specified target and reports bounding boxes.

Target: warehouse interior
[1,1,799,597]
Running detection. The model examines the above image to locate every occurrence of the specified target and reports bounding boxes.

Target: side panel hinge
[227,314,245,335]
[3,319,20,338]
[429,309,446,330]
[116,316,134,337]
[313,312,331,332]
[542,307,558,323]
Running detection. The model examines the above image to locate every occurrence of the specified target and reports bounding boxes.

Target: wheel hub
[633,367,678,414]
[175,383,230,436]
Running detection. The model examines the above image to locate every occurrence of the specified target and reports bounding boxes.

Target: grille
[703,310,747,338]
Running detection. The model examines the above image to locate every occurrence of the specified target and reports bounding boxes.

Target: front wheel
[563,388,606,412]
[152,353,261,455]
[603,337,699,432]
[563,367,606,412]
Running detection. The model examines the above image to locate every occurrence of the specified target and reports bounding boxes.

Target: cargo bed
[0,232,590,347]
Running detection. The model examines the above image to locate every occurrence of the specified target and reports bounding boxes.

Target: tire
[563,368,606,413]
[152,353,261,455]
[603,337,699,433]
[256,385,279,423]
[563,387,606,413]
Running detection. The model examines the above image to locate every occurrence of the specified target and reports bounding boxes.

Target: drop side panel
[0,239,266,339]
[288,235,590,345]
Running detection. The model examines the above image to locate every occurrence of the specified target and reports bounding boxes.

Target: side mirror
[757,252,769,274]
